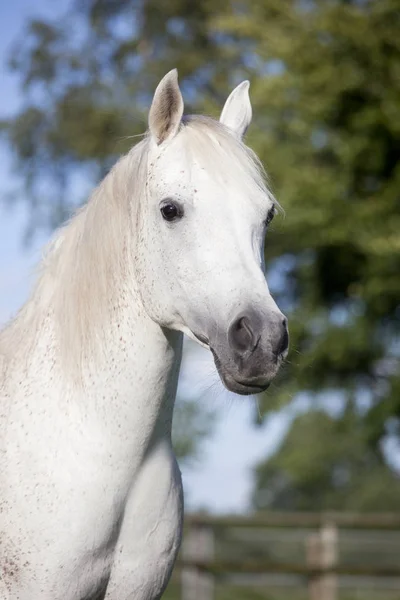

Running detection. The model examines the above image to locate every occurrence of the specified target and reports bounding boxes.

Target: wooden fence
[173,512,400,600]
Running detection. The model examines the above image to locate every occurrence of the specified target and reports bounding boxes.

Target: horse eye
[160,201,182,222]
[265,206,275,227]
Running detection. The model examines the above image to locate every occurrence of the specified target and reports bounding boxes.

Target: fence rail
[179,559,400,577]
[174,512,400,600]
[185,511,400,530]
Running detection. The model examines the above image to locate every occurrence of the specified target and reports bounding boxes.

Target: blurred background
[1,1,399,598]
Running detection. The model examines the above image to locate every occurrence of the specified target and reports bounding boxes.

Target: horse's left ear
[220,80,252,139]
[149,69,184,145]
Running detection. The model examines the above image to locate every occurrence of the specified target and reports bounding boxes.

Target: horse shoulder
[104,439,183,599]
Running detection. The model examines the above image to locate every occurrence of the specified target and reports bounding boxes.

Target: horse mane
[0,138,150,374]
[0,116,273,375]
[182,116,271,198]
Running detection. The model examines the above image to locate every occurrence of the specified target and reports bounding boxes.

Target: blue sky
[0,0,290,513]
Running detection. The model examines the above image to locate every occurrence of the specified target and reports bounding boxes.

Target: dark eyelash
[265,206,275,227]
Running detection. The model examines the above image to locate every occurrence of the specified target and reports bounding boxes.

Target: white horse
[0,70,288,599]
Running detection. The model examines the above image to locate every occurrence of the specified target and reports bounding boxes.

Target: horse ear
[148,69,184,145]
[220,80,252,139]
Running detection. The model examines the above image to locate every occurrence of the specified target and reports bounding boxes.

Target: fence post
[306,520,338,600]
[306,531,322,600]
[320,521,338,600]
[181,522,215,600]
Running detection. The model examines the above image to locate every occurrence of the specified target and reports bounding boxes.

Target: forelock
[178,115,274,203]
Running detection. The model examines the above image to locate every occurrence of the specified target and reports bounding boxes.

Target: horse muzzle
[208,308,289,396]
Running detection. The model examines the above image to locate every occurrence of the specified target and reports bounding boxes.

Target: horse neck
[8,242,183,457]
[48,149,183,445]
[69,282,184,448]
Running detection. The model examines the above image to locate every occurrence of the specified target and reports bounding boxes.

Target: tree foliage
[254,407,400,512]
[2,0,400,504]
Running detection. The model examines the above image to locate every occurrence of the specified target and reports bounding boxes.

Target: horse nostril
[234,316,252,349]
[277,326,289,357]
[229,315,256,354]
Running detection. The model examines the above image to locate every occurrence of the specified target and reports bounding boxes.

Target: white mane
[0,116,272,373]
[181,116,270,196]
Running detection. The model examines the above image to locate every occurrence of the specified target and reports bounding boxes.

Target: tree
[2,0,400,500]
[254,407,400,512]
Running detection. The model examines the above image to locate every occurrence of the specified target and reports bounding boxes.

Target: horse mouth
[220,372,271,396]
[210,347,271,396]
[193,331,210,348]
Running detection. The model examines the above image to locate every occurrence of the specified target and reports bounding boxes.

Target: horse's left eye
[265,206,275,227]
[160,201,183,222]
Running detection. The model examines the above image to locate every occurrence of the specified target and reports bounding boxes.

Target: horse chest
[1,342,183,599]
[72,440,184,600]
[1,432,183,600]
[103,443,184,599]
